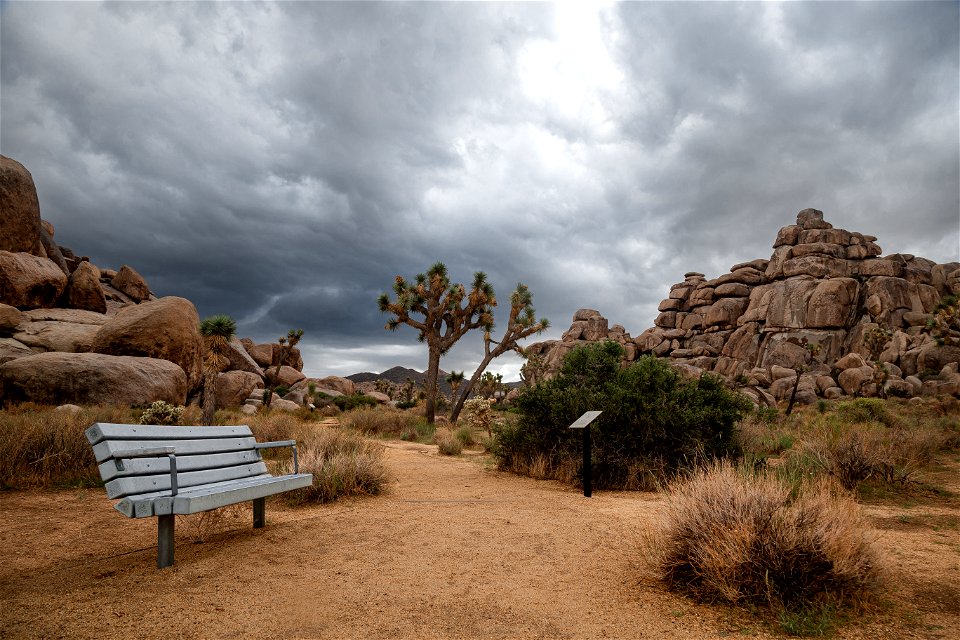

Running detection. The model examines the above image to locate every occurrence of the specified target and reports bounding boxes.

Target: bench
[85,422,314,568]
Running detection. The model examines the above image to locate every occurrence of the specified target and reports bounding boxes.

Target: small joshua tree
[446,371,465,403]
[864,326,892,399]
[199,314,237,425]
[264,328,303,408]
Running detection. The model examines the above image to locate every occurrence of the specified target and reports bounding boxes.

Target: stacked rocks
[528,208,960,405]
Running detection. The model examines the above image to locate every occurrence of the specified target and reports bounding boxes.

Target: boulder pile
[0,155,372,410]
[525,209,960,406]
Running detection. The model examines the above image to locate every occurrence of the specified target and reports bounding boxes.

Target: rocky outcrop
[66,261,107,313]
[111,265,151,302]
[0,251,68,309]
[0,156,45,257]
[215,370,264,409]
[91,296,204,390]
[0,352,188,406]
[527,209,960,404]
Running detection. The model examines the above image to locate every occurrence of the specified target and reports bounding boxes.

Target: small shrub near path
[654,462,884,634]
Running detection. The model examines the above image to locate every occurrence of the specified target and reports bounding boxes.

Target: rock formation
[0,155,312,409]
[526,209,960,405]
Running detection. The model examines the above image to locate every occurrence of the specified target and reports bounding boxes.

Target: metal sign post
[568,411,602,497]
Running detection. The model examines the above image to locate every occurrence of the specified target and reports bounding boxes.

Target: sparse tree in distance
[265,328,303,408]
[450,283,549,423]
[378,262,495,424]
[446,371,465,403]
[199,314,237,425]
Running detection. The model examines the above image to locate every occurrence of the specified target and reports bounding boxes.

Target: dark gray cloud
[2,1,957,379]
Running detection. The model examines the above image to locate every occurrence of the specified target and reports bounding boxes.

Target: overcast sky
[2,1,958,380]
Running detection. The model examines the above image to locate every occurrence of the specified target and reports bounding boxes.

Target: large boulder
[110,265,151,302]
[215,370,264,409]
[12,320,101,353]
[291,376,356,396]
[66,261,107,313]
[272,365,305,388]
[91,296,204,389]
[0,156,45,257]
[0,303,24,332]
[0,251,68,309]
[224,336,264,378]
[805,278,859,328]
[0,337,34,364]
[0,352,188,406]
[246,343,273,367]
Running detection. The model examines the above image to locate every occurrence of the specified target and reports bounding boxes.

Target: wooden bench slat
[86,423,253,445]
[155,474,314,515]
[92,437,258,463]
[105,462,269,499]
[114,474,275,517]
[98,450,264,482]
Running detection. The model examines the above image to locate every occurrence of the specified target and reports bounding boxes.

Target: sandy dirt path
[1,442,957,639]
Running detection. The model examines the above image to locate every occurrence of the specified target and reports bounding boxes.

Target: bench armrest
[254,440,299,474]
[113,447,178,496]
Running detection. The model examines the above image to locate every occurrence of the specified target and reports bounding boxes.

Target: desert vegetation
[496,341,753,490]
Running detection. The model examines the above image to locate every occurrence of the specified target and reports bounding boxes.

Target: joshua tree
[199,314,237,425]
[265,328,303,408]
[450,283,549,423]
[378,262,495,424]
[446,371,465,403]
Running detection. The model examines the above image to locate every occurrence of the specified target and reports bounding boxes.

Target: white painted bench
[85,422,313,568]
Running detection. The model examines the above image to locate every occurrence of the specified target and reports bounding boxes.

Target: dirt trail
[1,443,957,639]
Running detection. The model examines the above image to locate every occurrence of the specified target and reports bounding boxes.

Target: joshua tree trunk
[785,370,802,416]
[423,341,442,424]
[450,352,496,423]
[202,369,218,426]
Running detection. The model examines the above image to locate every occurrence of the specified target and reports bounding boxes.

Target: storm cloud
[2,1,957,379]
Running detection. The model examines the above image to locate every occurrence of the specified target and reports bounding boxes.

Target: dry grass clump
[433,428,462,456]
[284,427,390,503]
[798,420,945,490]
[0,403,135,488]
[655,462,883,619]
[341,407,421,438]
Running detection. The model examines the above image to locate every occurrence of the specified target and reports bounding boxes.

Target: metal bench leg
[253,497,265,529]
[158,514,175,568]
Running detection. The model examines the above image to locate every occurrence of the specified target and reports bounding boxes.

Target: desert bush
[655,462,883,624]
[138,400,185,425]
[498,342,752,490]
[0,404,133,488]
[247,411,300,443]
[461,397,496,437]
[735,415,795,462]
[285,428,389,503]
[332,393,379,412]
[342,407,420,438]
[799,417,946,490]
[454,425,476,447]
[834,397,894,427]
[434,428,462,455]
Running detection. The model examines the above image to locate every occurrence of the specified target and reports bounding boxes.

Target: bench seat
[86,422,313,568]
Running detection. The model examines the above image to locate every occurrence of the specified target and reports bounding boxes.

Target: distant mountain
[347,366,453,394]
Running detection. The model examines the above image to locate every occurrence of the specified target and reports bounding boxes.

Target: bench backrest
[85,423,270,500]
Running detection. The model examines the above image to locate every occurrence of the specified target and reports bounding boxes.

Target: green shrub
[497,342,752,489]
[332,393,379,412]
[835,398,893,426]
[396,400,417,410]
[655,462,883,625]
[138,400,185,425]
[454,425,476,447]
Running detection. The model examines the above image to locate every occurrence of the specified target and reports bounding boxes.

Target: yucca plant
[199,314,237,425]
